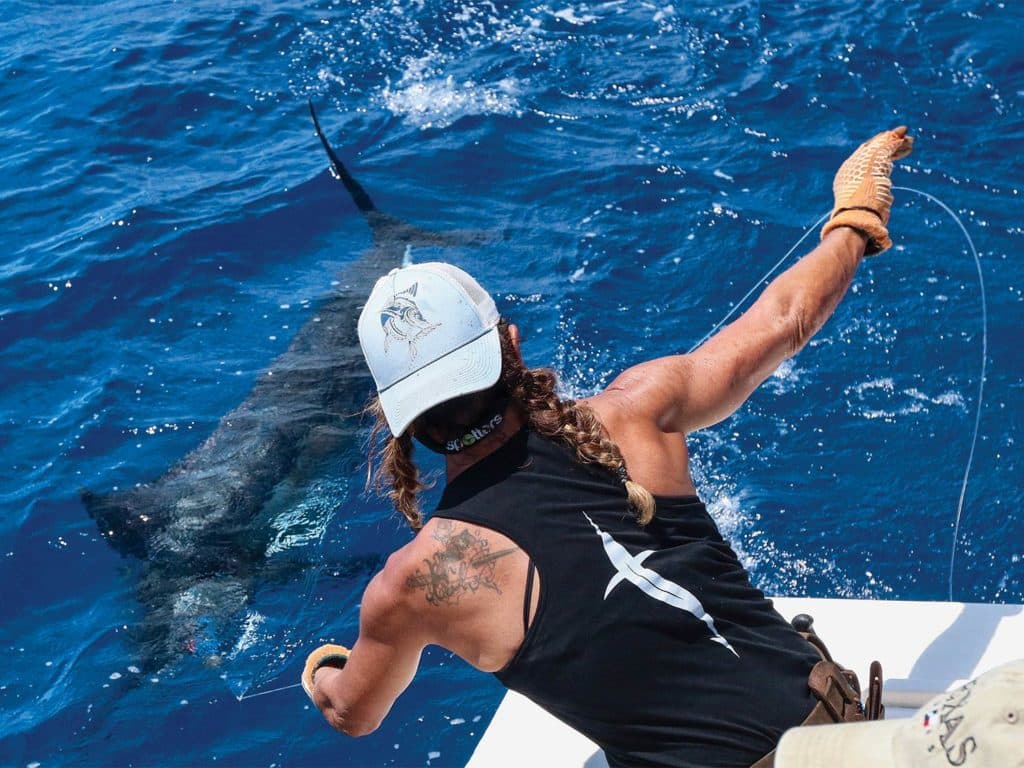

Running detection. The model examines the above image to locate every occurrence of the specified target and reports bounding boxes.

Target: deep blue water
[2,1,1022,766]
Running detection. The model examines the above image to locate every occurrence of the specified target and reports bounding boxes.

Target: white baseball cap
[357,262,502,437]
[775,659,1024,768]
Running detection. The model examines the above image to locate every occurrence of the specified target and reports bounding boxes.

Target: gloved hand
[821,126,915,255]
[301,643,350,702]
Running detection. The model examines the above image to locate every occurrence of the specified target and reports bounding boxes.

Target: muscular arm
[311,562,426,737]
[606,227,867,434]
[309,519,524,735]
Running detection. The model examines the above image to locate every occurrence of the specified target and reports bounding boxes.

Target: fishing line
[891,186,988,602]
[236,681,303,702]
[691,185,986,602]
[687,211,831,354]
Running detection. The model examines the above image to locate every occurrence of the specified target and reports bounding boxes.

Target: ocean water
[2,1,1021,766]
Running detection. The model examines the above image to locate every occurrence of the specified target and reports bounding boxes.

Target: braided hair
[366,321,656,530]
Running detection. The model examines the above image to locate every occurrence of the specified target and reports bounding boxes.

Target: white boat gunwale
[467,596,1024,767]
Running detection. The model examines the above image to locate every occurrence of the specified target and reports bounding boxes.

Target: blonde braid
[503,334,657,525]
[366,398,425,530]
[364,322,657,527]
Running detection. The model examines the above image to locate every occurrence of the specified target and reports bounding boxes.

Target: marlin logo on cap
[380,282,439,358]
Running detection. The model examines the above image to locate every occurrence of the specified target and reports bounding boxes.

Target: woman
[302,126,913,767]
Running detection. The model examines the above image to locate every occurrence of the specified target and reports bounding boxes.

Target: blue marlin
[583,512,739,657]
[81,103,496,671]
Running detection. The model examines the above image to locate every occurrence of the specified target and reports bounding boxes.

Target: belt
[749,634,885,768]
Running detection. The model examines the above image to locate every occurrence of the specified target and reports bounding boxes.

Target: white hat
[775,659,1024,768]
[357,262,502,437]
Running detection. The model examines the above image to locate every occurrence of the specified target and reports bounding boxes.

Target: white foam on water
[230,611,267,658]
[316,69,345,87]
[846,378,968,420]
[381,68,522,130]
[290,2,582,132]
[764,359,802,395]
[690,430,893,600]
[903,387,967,411]
[848,377,895,396]
[264,483,337,557]
[552,6,598,25]
[704,492,746,549]
[652,4,675,24]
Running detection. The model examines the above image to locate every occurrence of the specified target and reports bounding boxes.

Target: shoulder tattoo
[405,520,518,607]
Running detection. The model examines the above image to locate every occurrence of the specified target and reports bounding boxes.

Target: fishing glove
[301,643,350,702]
[821,126,914,255]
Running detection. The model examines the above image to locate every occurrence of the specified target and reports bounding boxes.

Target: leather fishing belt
[750,621,885,768]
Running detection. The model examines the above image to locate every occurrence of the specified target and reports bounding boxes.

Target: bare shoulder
[591,344,756,437]
[587,356,696,435]
[372,517,528,671]
[401,517,522,608]
[584,362,698,497]
[367,518,522,620]
[358,546,423,642]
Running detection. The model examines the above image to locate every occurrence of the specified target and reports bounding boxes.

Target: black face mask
[413,395,510,455]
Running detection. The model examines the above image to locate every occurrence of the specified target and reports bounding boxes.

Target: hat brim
[377,325,502,437]
[774,717,902,768]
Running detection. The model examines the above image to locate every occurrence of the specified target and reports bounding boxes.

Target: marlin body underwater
[82,104,494,671]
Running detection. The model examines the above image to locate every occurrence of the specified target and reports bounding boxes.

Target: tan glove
[301,643,350,702]
[821,126,915,255]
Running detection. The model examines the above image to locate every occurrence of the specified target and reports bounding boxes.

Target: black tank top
[435,428,819,768]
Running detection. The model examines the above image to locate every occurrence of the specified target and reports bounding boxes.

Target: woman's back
[433,427,818,768]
